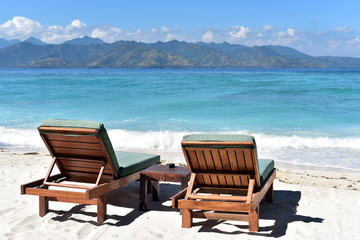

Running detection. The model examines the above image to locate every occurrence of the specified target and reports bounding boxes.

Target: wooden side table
[139,164,190,211]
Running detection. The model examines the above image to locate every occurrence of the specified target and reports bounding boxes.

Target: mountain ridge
[0,37,360,68]
[64,36,106,45]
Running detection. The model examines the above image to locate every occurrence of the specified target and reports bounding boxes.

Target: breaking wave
[1,126,359,150]
[1,127,359,169]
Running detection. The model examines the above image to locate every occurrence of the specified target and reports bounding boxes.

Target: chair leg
[249,206,259,232]
[182,209,192,228]
[97,194,107,224]
[265,183,274,203]
[39,196,49,217]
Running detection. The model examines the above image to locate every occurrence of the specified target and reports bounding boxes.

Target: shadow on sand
[49,181,180,226]
[195,190,324,237]
[49,184,323,237]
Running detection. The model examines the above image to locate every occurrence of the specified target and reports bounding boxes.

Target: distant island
[1,36,360,68]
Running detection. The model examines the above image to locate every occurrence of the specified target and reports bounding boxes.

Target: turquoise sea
[1,68,359,170]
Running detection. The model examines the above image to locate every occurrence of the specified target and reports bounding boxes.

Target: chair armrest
[171,187,187,209]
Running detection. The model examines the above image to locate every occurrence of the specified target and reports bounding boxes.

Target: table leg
[139,174,147,211]
[180,177,188,190]
[147,180,152,193]
[152,180,160,201]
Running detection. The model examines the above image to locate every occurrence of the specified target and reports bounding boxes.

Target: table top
[141,164,190,177]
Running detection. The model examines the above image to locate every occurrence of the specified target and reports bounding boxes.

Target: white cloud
[324,34,360,56]
[71,20,86,28]
[90,26,122,42]
[229,26,250,39]
[263,25,275,32]
[42,32,80,43]
[48,25,63,31]
[65,19,86,32]
[332,26,351,33]
[126,29,141,36]
[1,16,360,57]
[91,28,108,39]
[161,26,169,32]
[110,27,122,34]
[164,33,188,42]
[277,28,296,38]
[44,20,89,43]
[347,36,360,45]
[288,29,295,36]
[1,16,42,31]
[0,17,124,44]
[329,39,342,51]
[202,31,213,42]
[165,33,177,41]
[0,16,43,39]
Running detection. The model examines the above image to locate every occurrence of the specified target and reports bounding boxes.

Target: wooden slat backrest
[38,126,117,180]
[182,141,261,188]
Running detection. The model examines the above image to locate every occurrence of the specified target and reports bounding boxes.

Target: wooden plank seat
[172,134,276,232]
[21,119,160,223]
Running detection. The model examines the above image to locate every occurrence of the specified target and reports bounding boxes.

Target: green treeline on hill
[1,37,360,68]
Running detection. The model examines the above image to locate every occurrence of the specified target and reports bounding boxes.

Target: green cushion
[41,119,103,129]
[40,119,119,171]
[183,134,255,143]
[258,159,275,183]
[115,151,160,177]
[40,119,160,176]
[182,134,274,184]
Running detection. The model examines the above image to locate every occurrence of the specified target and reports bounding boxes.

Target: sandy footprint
[3,221,36,239]
[76,224,98,239]
[18,213,40,225]
[0,207,16,215]
[80,225,109,240]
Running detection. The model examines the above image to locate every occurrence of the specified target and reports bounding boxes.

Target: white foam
[0,127,43,150]
[109,129,360,151]
[108,129,191,150]
[1,127,359,169]
[249,132,360,149]
[1,126,359,151]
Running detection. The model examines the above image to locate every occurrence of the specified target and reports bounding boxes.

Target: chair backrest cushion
[183,134,255,143]
[40,119,119,171]
[182,134,274,187]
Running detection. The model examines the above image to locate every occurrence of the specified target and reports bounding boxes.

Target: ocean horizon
[1,68,359,171]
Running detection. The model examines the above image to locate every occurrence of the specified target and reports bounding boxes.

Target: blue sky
[1,0,360,57]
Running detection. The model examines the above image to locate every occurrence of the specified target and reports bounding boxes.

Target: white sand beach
[1,150,359,240]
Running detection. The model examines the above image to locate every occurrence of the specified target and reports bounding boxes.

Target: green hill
[0,38,360,68]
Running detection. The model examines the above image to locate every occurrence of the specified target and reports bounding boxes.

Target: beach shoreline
[2,149,359,189]
[1,150,359,239]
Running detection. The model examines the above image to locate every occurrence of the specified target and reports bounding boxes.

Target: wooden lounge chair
[21,119,160,223]
[172,134,276,232]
